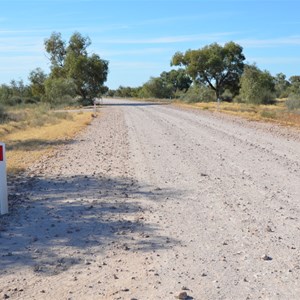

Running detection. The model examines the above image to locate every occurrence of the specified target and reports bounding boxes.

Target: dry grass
[174,100,300,128]
[1,111,93,174]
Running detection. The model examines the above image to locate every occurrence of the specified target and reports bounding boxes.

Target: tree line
[1,34,300,111]
[0,32,108,108]
[111,42,300,110]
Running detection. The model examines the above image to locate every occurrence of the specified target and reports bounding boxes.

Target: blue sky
[0,0,300,89]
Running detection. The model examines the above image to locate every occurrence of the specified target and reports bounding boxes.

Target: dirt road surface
[1,98,300,299]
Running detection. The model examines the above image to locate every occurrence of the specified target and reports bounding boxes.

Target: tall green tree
[171,42,245,100]
[45,32,67,78]
[44,32,109,103]
[67,32,91,56]
[65,53,108,100]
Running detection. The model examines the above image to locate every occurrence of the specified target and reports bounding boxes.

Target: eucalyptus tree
[44,32,109,103]
[171,42,245,100]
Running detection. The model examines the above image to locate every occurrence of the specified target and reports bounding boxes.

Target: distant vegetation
[1,36,300,126]
[109,42,300,114]
[1,107,92,174]
[0,36,299,174]
[0,31,109,171]
[0,31,109,125]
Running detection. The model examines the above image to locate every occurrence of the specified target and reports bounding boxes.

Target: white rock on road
[0,98,300,299]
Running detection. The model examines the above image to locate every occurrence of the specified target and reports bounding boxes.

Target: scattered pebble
[176,291,188,299]
[261,254,273,261]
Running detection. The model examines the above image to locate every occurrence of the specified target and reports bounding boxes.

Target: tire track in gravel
[1,98,300,300]
[0,104,178,300]
[121,100,300,299]
[140,105,300,207]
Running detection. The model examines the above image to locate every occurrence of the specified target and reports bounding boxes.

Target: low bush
[44,78,76,107]
[239,65,276,105]
[78,97,94,106]
[260,110,277,119]
[0,105,8,123]
[5,96,23,106]
[0,102,75,138]
[181,84,215,103]
[221,89,234,102]
[286,93,300,111]
[23,97,39,104]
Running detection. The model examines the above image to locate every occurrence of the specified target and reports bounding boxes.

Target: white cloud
[0,55,46,67]
[0,29,50,35]
[131,11,235,27]
[101,32,235,44]
[238,36,300,47]
[110,61,162,69]
[247,56,300,64]
[97,47,171,57]
[0,36,44,53]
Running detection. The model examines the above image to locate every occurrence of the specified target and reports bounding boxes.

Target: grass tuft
[0,106,93,175]
[173,100,300,128]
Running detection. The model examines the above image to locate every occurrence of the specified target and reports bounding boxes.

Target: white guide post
[0,143,8,215]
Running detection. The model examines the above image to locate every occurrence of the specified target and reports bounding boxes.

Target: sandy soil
[1,98,300,300]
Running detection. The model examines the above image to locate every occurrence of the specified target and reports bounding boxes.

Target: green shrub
[239,65,276,105]
[7,110,27,123]
[0,84,12,105]
[181,84,215,103]
[44,78,76,106]
[51,95,76,108]
[4,96,23,106]
[52,111,73,121]
[77,97,94,106]
[23,97,39,104]
[233,95,243,103]
[286,93,300,111]
[221,89,234,102]
[260,110,277,119]
[0,105,8,123]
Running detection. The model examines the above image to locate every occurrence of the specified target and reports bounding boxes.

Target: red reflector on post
[0,145,3,161]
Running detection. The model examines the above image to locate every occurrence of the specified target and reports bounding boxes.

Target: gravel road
[1,98,300,299]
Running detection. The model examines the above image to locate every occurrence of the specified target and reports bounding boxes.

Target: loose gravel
[0,98,300,299]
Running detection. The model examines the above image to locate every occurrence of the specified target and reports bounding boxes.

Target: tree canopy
[44,32,109,103]
[2,34,300,108]
[137,69,192,99]
[171,41,245,100]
